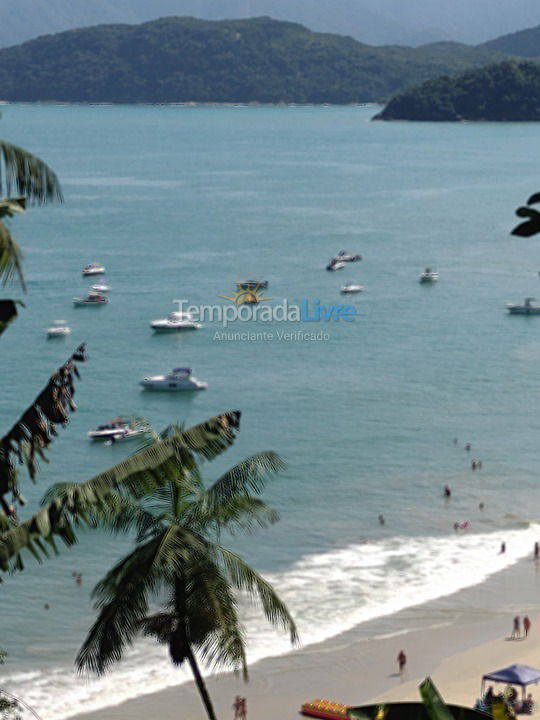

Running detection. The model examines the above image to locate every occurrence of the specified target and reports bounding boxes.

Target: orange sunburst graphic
[218,284,271,306]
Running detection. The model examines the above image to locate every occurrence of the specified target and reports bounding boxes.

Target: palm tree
[0,140,61,291]
[70,427,298,720]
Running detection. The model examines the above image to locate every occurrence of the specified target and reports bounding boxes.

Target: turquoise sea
[2,104,540,717]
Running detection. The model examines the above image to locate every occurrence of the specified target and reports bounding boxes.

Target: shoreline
[0,101,382,108]
[64,554,540,720]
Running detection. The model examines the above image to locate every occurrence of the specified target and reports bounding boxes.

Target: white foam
[7,524,540,719]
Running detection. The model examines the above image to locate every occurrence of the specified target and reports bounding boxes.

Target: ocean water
[2,104,540,718]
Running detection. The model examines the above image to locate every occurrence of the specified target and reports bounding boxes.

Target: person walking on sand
[240,697,247,720]
[397,650,407,676]
[511,616,521,640]
[524,616,531,638]
[233,696,242,720]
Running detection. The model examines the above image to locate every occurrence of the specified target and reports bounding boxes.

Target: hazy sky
[2,0,540,48]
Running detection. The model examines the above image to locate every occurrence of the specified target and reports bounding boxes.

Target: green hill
[375,60,540,120]
[482,24,540,57]
[0,16,507,103]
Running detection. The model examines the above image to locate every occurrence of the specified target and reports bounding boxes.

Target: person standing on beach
[535,542,539,561]
[444,485,451,499]
[511,616,521,640]
[397,650,407,676]
[240,697,247,720]
[500,542,506,554]
[233,696,242,720]
[524,616,531,638]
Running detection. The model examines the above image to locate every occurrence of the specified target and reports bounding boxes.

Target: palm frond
[79,527,208,674]
[0,344,87,513]
[0,219,24,289]
[196,452,285,524]
[176,411,241,460]
[0,299,21,336]
[195,496,279,535]
[215,545,299,646]
[0,140,62,204]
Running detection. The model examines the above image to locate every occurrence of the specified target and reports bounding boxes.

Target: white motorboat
[341,282,363,294]
[91,283,110,293]
[82,263,106,276]
[507,297,540,315]
[73,292,108,306]
[236,279,269,290]
[47,320,71,337]
[419,268,439,283]
[88,418,148,442]
[326,260,346,271]
[336,251,362,263]
[140,367,207,391]
[150,311,201,332]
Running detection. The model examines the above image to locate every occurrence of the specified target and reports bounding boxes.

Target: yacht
[73,292,108,306]
[336,251,362,263]
[88,418,148,442]
[326,260,346,271]
[341,282,363,294]
[507,297,540,315]
[419,268,439,283]
[140,367,207,391]
[150,311,201,332]
[91,283,110,293]
[82,263,106,276]
[236,279,269,290]
[47,320,71,337]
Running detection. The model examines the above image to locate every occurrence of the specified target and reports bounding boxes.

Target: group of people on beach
[480,685,535,714]
[511,616,531,640]
[233,695,247,719]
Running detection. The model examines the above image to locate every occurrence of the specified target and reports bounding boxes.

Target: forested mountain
[0,16,506,104]
[3,0,540,49]
[375,61,540,121]
[483,24,540,57]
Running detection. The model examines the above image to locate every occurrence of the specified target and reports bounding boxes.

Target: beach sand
[66,557,540,720]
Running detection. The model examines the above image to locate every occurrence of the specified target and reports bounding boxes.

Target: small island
[374,60,540,121]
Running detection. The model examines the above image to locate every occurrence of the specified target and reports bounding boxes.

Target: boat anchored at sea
[236,279,269,290]
[507,297,540,315]
[341,282,363,294]
[88,418,149,442]
[419,268,439,283]
[47,320,71,337]
[150,311,202,332]
[73,292,108,306]
[140,367,207,391]
[82,263,106,276]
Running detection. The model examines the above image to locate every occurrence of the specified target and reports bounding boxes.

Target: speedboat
[419,268,439,283]
[91,283,110,293]
[88,418,148,442]
[341,282,363,294]
[150,311,202,332]
[326,260,346,271]
[236,279,269,290]
[73,292,108,306]
[507,297,540,315]
[336,251,362,263]
[82,263,105,276]
[140,367,207,391]
[47,320,71,337]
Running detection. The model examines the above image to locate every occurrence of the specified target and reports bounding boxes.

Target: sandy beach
[66,556,540,720]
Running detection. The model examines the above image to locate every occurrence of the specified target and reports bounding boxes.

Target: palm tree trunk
[185,644,218,720]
